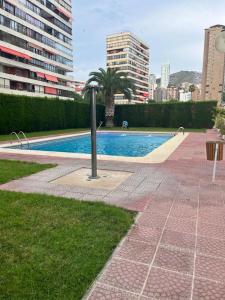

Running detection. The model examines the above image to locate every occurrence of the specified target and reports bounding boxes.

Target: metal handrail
[176,127,185,135]
[19,131,30,148]
[97,121,103,131]
[10,132,23,147]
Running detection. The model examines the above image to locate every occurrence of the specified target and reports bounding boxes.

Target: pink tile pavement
[1,130,225,299]
[84,131,225,299]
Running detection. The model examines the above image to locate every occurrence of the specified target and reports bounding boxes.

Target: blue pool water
[9,133,172,157]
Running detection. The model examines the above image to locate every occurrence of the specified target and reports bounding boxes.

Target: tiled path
[1,130,225,299]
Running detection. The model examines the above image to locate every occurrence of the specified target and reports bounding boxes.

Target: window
[3,1,14,14]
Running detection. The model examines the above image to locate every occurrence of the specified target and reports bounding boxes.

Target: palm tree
[86,68,135,127]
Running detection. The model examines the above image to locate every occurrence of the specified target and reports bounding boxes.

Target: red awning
[57,6,72,19]
[0,45,31,60]
[143,92,149,97]
[45,87,57,95]
[36,72,45,78]
[45,74,58,82]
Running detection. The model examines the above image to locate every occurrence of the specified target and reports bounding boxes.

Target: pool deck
[1,129,225,299]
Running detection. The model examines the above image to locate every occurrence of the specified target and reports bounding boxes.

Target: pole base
[88,175,100,180]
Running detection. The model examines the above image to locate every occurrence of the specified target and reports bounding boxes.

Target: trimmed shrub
[0,94,217,134]
[0,94,104,134]
[114,101,217,128]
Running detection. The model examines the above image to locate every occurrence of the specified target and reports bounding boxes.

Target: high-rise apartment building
[0,0,74,99]
[201,25,225,104]
[106,32,149,104]
[161,63,170,89]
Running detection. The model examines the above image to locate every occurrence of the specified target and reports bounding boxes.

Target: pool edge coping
[0,131,189,164]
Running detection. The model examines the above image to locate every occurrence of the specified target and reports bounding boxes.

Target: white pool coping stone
[0,131,189,164]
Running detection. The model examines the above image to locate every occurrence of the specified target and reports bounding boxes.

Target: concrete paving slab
[51,168,134,190]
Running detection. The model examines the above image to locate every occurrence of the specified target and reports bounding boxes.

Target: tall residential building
[106,32,149,104]
[201,25,225,104]
[0,0,74,99]
[161,63,170,89]
[149,73,157,100]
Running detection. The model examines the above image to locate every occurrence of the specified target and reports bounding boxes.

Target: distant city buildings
[149,74,157,100]
[179,90,192,102]
[70,80,85,96]
[152,79,201,102]
[153,87,166,102]
[201,25,225,104]
[166,85,179,101]
[0,0,74,99]
[192,84,202,101]
[161,63,170,89]
[106,32,149,104]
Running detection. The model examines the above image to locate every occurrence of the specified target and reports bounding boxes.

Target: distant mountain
[169,71,202,87]
[156,71,202,87]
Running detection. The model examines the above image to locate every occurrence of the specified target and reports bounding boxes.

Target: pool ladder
[11,131,30,149]
[176,127,185,135]
[97,121,103,131]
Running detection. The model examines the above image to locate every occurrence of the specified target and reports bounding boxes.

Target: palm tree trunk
[105,96,115,127]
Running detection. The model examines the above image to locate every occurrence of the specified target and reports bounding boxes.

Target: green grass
[0,159,55,184]
[0,128,89,142]
[0,191,134,299]
[0,127,205,143]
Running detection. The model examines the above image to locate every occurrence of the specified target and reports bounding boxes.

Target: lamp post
[89,85,99,179]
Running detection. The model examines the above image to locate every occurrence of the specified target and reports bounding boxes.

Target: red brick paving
[84,131,225,299]
[1,130,225,299]
[143,267,192,299]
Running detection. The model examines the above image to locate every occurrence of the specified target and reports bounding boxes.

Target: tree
[189,84,196,99]
[86,68,135,127]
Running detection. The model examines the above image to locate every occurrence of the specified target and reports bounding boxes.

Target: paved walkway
[1,130,225,299]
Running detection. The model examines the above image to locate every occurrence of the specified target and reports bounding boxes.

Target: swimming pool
[9,132,172,157]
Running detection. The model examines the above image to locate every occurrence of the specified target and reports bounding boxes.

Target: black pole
[90,86,98,179]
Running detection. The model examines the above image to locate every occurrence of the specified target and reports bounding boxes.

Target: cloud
[72,0,225,80]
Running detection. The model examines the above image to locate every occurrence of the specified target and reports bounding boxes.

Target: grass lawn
[0,159,55,184]
[0,191,134,300]
[0,127,205,142]
[0,128,89,142]
[0,159,135,299]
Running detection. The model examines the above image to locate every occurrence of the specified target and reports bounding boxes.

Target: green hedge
[0,95,217,134]
[0,94,105,134]
[114,101,217,128]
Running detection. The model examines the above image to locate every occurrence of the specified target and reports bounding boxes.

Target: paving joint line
[190,179,200,300]
[93,282,141,297]
[138,182,181,299]
[153,265,193,277]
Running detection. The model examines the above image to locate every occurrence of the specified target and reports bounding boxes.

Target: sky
[72,0,225,81]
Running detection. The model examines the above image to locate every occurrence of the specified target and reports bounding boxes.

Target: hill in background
[156,71,202,87]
